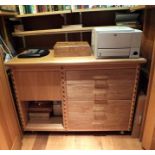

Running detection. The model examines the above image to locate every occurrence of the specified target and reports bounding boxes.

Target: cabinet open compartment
[20,100,64,131]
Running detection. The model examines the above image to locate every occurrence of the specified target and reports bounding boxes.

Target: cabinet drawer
[67,101,94,130]
[66,69,136,81]
[13,71,62,100]
[94,69,135,100]
[66,81,94,101]
[94,80,134,100]
[66,69,136,101]
[93,100,131,130]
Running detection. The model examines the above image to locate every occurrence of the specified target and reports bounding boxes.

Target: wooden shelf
[130,5,146,11]
[5,50,147,67]
[12,26,95,37]
[15,7,130,18]
[72,7,130,13]
[0,11,17,16]
[16,10,71,18]
[25,116,64,131]
[11,6,145,18]
[12,24,141,37]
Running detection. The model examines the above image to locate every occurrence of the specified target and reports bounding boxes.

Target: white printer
[91,26,142,59]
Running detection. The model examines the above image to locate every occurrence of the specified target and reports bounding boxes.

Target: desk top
[5,50,147,67]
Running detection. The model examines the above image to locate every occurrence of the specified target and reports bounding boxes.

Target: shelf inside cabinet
[72,7,130,13]
[16,10,71,18]
[25,116,64,131]
[21,100,64,131]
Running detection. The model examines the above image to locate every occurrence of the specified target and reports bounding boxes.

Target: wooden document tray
[53,41,92,57]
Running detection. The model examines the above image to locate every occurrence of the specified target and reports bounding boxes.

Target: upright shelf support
[62,14,68,41]
[79,12,83,41]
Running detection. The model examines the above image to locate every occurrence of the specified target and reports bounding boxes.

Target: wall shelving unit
[7,5,145,51]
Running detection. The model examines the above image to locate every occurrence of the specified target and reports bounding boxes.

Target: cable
[0,35,13,58]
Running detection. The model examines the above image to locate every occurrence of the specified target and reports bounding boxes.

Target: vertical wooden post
[142,41,155,149]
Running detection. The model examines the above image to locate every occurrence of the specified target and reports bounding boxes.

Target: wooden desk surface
[5,50,147,67]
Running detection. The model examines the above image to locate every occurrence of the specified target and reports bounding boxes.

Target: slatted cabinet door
[66,68,136,131]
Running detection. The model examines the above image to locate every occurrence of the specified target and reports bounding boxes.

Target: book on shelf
[18,5,25,14]
[18,5,36,14]
[17,5,132,15]
[71,5,131,11]
[115,12,140,28]
[63,5,71,10]
[17,5,71,15]
[0,5,17,12]
[116,21,139,27]
[115,13,140,22]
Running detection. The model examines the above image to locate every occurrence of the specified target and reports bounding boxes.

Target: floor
[21,132,142,150]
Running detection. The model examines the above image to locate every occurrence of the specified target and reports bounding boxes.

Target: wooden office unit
[0,54,22,150]
[5,52,146,132]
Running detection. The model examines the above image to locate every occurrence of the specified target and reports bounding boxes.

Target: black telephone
[17,49,49,58]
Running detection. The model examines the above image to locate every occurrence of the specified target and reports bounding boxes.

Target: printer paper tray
[97,48,130,58]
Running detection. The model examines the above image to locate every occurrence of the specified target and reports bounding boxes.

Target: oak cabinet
[9,65,139,132]
[5,53,145,132]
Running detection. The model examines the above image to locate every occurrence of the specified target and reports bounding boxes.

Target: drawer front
[93,100,131,131]
[66,69,136,101]
[14,71,62,100]
[66,81,94,101]
[67,101,94,130]
[94,79,134,100]
[94,69,136,100]
[66,70,95,101]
